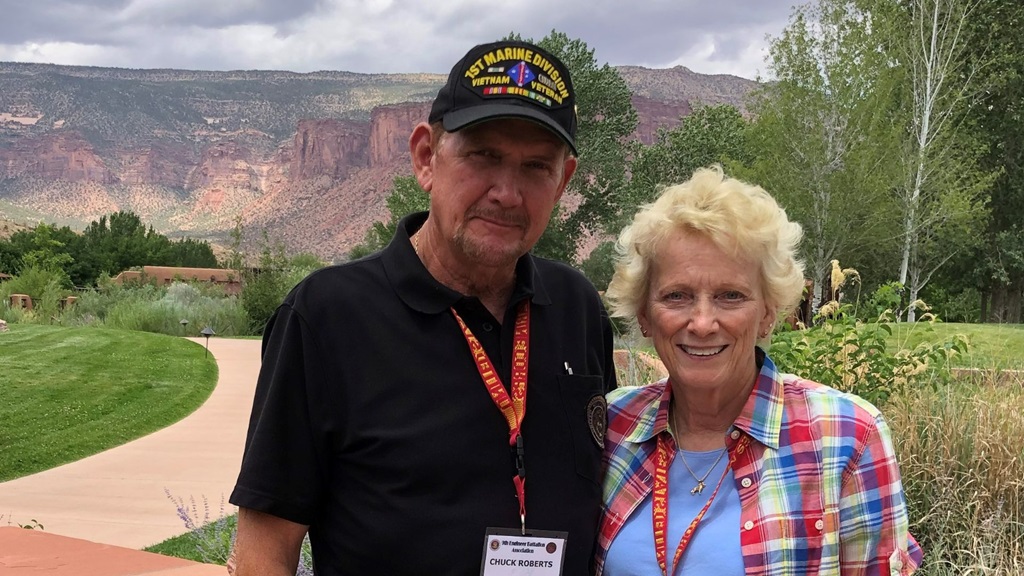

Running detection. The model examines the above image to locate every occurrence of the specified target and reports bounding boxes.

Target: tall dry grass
[887,374,1024,575]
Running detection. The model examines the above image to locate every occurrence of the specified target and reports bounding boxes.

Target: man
[229,39,616,575]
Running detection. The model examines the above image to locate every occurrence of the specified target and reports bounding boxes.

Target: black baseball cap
[429,40,578,155]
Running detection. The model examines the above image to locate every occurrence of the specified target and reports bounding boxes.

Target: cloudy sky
[0,0,796,80]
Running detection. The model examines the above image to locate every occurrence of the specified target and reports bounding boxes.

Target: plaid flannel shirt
[596,351,922,575]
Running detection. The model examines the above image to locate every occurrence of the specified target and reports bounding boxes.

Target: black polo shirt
[230,212,617,575]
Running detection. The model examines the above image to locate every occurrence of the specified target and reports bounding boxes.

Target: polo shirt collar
[383,212,552,315]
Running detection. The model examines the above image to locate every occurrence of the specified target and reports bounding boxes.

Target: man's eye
[721,291,745,301]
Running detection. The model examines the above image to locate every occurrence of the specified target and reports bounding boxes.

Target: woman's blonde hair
[605,165,805,323]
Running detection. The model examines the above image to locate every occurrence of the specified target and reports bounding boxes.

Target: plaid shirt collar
[619,347,785,449]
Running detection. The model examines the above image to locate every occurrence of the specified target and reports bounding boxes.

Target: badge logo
[462,46,571,109]
[586,395,607,448]
[546,542,557,554]
[490,539,501,551]
[507,61,536,87]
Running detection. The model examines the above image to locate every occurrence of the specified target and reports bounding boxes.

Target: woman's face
[638,231,775,394]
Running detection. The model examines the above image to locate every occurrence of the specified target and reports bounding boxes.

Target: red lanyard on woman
[451,300,531,534]
[652,432,747,575]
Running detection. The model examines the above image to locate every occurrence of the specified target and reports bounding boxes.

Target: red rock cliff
[185,141,259,190]
[0,131,116,183]
[631,95,692,145]
[117,142,196,187]
[369,102,431,167]
[290,119,369,180]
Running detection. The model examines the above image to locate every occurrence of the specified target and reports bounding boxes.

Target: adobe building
[112,266,242,295]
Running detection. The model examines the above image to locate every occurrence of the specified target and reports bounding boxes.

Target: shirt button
[743,520,754,531]
[741,477,752,488]
[815,519,824,531]
[482,323,494,332]
[730,430,741,440]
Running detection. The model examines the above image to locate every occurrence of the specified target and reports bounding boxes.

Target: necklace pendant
[691,481,705,495]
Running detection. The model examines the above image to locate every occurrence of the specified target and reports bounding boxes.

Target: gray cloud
[116,0,324,29]
[0,0,130,44]
[0,0,796,79]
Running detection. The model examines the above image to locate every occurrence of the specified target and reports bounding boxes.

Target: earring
[640,326,649,337]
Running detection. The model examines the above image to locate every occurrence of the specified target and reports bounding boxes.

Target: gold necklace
[678,447,728,495]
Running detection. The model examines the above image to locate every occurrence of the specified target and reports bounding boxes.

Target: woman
[596,166,921,575]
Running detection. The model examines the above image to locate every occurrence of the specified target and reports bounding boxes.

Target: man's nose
[487,164,525,206]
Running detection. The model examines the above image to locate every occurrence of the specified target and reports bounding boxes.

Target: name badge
[480,527,567,575]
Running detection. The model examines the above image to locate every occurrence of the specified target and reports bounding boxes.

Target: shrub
[769,262,968,407]
[241,248,323,335]
[855,280,906,322]
[769,306,968,406]
[158,491,314,575]
[63,281,250,336]
[0,266,71,312]
[922,285,982,324]
[164,492,236,566]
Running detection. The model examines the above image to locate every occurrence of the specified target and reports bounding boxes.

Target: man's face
[418,118,576,268]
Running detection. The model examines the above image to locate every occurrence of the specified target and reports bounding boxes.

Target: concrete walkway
[0,337,261,551]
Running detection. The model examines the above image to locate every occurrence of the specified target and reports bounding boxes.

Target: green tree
[523,30,638,263]
[107,211,149,273]
[76,211,218,284]
[0,240,21,275]
[164,237,218,268]
[242,233,291,335]
[625,104,749,213]
[579,240,617,293]
[20,223,74,287]
[870,0,994,320]
[742,0,903,306]
[957,0,1024,322]
[348,176,429,259]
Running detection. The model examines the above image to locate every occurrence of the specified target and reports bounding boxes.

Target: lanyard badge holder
[453,303,568,575]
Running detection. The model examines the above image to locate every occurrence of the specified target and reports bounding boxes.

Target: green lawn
[0,324,217,482]
[887,322,1024,369]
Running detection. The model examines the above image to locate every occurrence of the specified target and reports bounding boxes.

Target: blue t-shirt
[604,447,744,575]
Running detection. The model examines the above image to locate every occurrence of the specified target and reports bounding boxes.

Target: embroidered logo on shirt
[587,394,607,448]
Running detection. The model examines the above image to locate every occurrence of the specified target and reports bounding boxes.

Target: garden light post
[200,326,215,358]
[180,318,189,334]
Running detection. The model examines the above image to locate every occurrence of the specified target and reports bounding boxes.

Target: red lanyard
[652,432,746,575]
[451,300,531,534]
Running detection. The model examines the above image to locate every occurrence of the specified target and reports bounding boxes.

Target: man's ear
[409,122,436,192]
[555,155,578,204]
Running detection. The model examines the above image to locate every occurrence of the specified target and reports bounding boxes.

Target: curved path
[0,337,261,550]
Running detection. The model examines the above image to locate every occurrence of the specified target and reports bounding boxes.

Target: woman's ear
[637,307,650,338]
[759,305,777,338]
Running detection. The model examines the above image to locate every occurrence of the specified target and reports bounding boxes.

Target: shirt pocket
[556,374,606,484]
[762,508,838,575]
